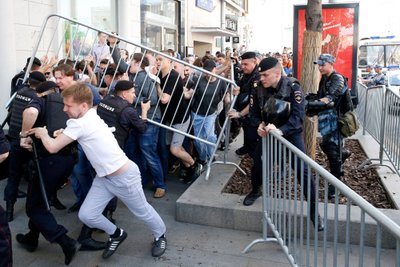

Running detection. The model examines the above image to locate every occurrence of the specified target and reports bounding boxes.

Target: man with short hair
[314,53,353,198]
[92,31,111,71]
[243,57,323,232]
[155,52,203,183]
[4,71,46,222]
[29,83,167,259]
[228,51,260,157]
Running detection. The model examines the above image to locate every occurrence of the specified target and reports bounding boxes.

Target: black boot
[56,234,80,265]
[77,225,106,251]
[5,201,14,222]
[243,187,262,206]
[50,195,67,210]
[16,231,39,252]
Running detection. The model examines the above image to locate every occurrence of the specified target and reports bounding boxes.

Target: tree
[300,0,322,159]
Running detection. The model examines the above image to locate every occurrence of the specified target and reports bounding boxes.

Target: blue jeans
[139,123,165,189]
[191,112,217,162]
[157,127,169,179]
[69,144,94,205]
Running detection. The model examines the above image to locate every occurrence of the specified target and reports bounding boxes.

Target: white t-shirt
[63,108,128,177]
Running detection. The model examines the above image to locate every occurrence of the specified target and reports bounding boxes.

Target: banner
[293,3,359,90]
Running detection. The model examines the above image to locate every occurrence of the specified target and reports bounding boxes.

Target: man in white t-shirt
[28,83,167,259]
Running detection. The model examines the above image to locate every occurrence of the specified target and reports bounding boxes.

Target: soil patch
[223,139,394,209]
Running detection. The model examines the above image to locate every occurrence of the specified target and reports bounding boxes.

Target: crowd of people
[0,29,356,265]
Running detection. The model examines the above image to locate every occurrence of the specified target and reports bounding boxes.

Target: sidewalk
[2,128,399,266]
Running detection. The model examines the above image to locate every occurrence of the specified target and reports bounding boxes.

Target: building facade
[0,0,248,122]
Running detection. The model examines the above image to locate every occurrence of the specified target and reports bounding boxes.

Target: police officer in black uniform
[0,126,12,267]
[313,54,353,198]
[97,80,150,212]
[228,51,260,157]
[18,81,80,265]
[243,57,323,232]
[4,71,46,222]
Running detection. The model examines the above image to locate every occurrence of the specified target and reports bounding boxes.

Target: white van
[358,36,400,77]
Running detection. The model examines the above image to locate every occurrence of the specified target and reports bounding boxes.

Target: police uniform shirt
[119,101,147,134]
[24,97,46,128]
[252,76,305,137]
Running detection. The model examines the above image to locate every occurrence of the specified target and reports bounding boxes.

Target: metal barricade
[356,82,399,175]
[23,14,245,180]
[243,132,400,267]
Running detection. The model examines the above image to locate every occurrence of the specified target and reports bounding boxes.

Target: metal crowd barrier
[22,14,245,180]
[355,82,400,175]
[243,132,400,267]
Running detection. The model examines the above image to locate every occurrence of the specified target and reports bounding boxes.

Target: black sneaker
[102,229,128,259]
[152,235,167,257]
[243,190,262,206]
[235,146,248,156]
[342,149,352,162]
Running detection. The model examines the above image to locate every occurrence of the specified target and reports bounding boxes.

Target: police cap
[374,64,383,69]
[313,54,335,65]
[115,80,134,92]
[240,51,257,60]
[29,71,46,83]
[258,57,278,72]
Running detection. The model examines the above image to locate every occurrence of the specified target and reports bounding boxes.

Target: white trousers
[78,160,166,238]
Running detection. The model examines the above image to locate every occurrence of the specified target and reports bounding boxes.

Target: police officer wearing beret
[4,71,46,222]
[243,57,323,231]
[314,54,353,198]
[228,51,260,157]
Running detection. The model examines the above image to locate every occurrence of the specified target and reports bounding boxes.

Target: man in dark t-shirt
[155,52,202,183]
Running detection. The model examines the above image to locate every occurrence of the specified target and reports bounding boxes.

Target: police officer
[97,79,150,156]
[19,81,80,265]
[314,54,353,198]
[243,57,323,232]
[368,64,387,87]
[4,71,46,222]
[228,51,260,157]
[0,126,12,267]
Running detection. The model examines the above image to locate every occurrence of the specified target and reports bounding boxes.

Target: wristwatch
[19,131,28,138]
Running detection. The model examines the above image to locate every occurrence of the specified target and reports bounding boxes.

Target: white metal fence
[243,132,400,266]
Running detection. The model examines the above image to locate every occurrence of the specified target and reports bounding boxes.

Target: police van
[358,36,400,77]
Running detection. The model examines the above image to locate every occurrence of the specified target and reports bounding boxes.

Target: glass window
[385,45,400,67]
[141,0,179,51]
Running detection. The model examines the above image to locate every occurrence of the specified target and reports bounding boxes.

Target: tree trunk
[300,0,322,159]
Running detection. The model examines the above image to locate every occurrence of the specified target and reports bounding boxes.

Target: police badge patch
[294,91,303,104]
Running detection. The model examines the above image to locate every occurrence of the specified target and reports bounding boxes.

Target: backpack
[338,110,359,137]
[336,75,360,137]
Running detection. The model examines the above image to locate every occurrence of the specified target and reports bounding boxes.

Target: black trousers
[0,205,12,267]
[251,132,317,205]
[26,153,74,242]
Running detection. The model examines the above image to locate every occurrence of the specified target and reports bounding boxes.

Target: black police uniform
[317,71,353,184]
[246,75,323,230]
[0,126,12,267]
[234,65,260,157]
[16,92,79,261]
[4,86,41,221]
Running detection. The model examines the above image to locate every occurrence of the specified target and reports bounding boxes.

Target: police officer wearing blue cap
[243,57,323,231]
[314,53,353,198]
[367,64,387,87]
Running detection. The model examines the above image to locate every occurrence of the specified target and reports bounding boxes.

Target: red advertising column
[293,3,359,90]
